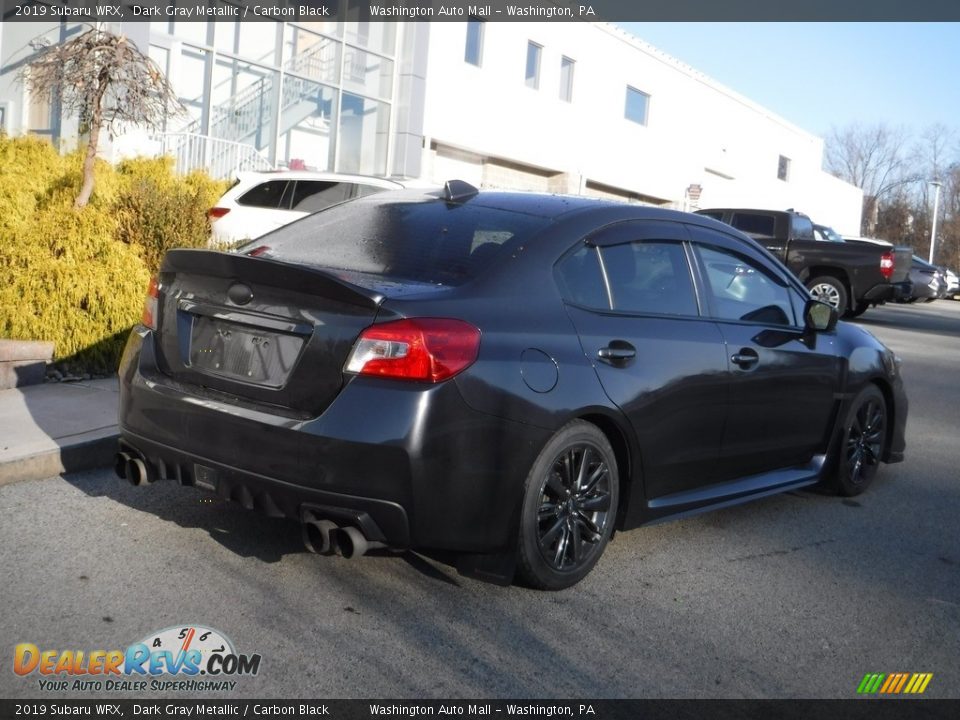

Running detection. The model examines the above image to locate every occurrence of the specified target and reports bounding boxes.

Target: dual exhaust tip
[116,451,383,560]
[115,451,152,486]
[302,519,385,560]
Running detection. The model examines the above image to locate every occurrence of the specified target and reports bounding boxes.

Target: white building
[0,16,863,233]
[419,22,862,233]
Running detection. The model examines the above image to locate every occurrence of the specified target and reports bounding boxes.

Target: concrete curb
[0,430,119,487]
[0,376,120,487]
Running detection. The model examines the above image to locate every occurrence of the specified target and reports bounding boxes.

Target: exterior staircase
[163,40,339,178]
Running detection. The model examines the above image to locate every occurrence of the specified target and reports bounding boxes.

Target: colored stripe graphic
[858,672,933,694]
[857,673,884,694]
[879,674,897,693]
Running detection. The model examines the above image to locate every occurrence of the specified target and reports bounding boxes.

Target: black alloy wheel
[517,421,619,590]
[834,385,887,496]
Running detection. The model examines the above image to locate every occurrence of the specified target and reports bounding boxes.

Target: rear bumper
[863,280,913,303]
[118,329,550,553]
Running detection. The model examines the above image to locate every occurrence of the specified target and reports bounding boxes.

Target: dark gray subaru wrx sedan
[116,182,907,590]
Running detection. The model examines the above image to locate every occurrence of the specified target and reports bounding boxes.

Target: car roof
[234,170,406,188]
[364,186,713,223]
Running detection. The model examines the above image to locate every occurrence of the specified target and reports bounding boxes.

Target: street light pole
[928,180,942,265]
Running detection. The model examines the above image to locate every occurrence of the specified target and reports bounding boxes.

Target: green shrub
[114,156,227,273]
[0,201,151,373]
[0,135,228,373]
[0,134,67,237]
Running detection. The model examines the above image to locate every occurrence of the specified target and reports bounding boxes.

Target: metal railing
[154,132,274,179]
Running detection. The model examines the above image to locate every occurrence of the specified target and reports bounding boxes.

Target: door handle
[598,342,636,365]
[731,347,760,369]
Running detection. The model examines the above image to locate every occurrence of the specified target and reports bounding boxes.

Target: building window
[778,155,791,181]
[337,93,389,176]
[465,19,484,66]
[625,86,650,125]
[525,42,542,89]
[559,56,574,102]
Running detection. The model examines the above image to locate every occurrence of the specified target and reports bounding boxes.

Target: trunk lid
[153,249,385,414]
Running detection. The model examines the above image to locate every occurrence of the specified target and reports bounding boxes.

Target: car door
[557,221,730,505]
[687,224,842,477]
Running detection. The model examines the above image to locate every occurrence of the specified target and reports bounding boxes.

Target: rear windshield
[730,213,776,238]
[236,195,553,286]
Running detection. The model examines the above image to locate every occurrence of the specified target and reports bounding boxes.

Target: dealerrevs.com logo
[13,625,261,693]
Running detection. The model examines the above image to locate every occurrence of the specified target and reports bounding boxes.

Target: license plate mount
[189,316,301,387]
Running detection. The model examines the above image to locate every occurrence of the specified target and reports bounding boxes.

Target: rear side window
[556,245,609,309]
[354,184,390,200]
[290,181,352,212]
[238,180,289,209]
[730,213,775,238]
[603,242,698,316]
[556,241,698,316]
[791,214,815,240]
[243,197,552,287]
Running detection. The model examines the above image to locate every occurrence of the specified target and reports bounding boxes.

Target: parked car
[208,171,406,244]
[943,268,959,298]
[696,209,913,318]
[901,255,945,303]
[117,184,907,590]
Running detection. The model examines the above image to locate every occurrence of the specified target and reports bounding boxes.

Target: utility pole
[928,180,942,264]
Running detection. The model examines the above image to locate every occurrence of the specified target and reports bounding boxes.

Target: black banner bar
[3,0,960,22]
[1,700,960,720]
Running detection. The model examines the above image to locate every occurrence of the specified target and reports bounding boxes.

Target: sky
[615,23,960,139]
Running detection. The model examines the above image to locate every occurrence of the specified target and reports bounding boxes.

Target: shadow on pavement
[62,468,466,586]
[854,300,960,336]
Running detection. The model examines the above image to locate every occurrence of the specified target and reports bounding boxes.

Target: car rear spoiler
[160,249,385,310]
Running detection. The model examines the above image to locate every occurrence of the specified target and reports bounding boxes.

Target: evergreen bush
[0,135,228,374]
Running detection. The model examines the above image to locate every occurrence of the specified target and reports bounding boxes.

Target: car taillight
[345,318,481,383]
[141,277,159,330]
[880,252,895,280]
[207,207,230,219]
[244,245,271,257]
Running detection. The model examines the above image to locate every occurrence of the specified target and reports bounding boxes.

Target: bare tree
[20,26,182,208]
[914,123,953,182]
[824,123,920,236]
[911,124,956,262]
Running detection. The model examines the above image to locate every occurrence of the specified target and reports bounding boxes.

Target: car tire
[807,276,849,315]
[848,301,870,318]
[516,420,619,590]
[831,385,887,497]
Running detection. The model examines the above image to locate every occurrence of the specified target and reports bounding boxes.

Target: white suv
[209,171,405,244]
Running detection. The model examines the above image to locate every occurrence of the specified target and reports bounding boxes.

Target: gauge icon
[137,625,235,672]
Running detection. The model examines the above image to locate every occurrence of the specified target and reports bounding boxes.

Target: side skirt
[636,454,826,527]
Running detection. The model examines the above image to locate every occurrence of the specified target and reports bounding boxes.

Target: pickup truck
[695,208,913,317]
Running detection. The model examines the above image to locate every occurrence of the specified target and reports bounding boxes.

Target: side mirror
[804,299,838,332]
